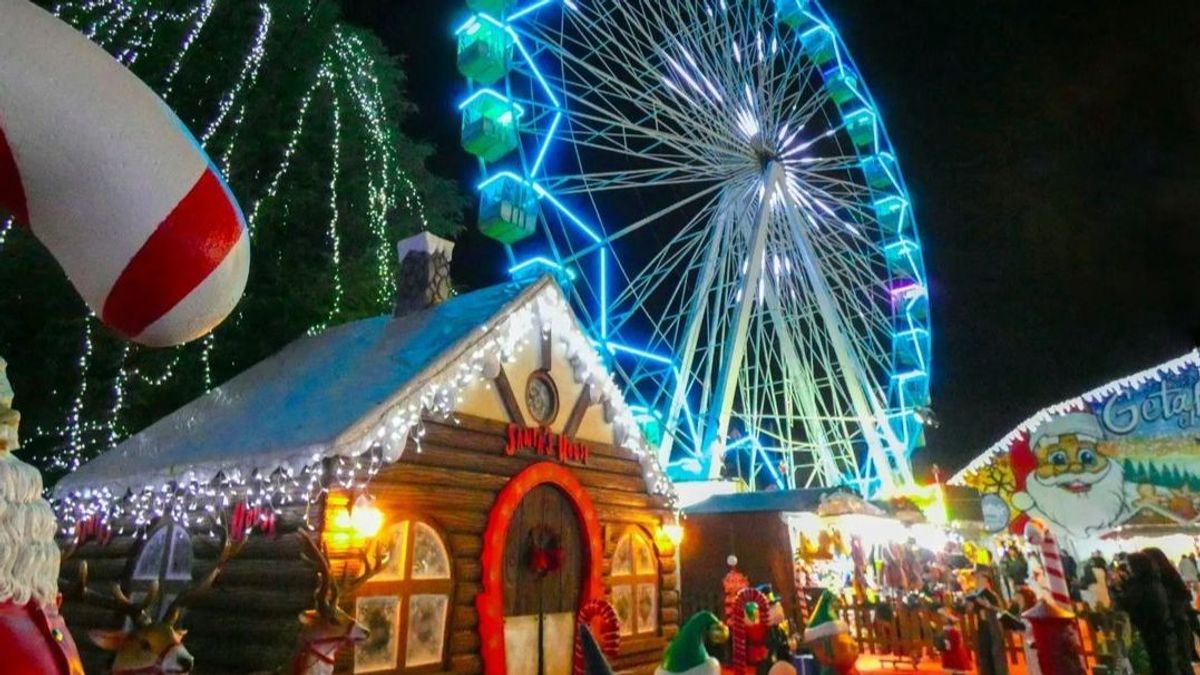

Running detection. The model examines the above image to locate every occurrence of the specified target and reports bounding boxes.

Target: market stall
[52,238,680,675]
[951,350,1200,558]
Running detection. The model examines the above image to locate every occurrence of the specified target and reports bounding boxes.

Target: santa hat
[1029,412,1104,449]
[1009,411,1104,515]
[803,590,848,642]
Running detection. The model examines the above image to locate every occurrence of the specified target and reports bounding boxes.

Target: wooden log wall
[327,413,678,675]
[59,503,318,675]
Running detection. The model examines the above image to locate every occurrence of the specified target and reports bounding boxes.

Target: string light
[53,283,680,535]
[33,0,438,469]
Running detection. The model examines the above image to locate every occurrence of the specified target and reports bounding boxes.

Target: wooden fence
[684,590,1128,671]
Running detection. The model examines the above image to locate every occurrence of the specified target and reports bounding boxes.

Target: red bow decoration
[74,514,112,547]
[231,501,277,542]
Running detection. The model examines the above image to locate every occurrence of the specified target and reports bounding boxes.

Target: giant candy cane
[1024,520,1072,609]
[0,0,249,347]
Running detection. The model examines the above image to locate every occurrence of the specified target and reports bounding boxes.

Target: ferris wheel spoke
[482,0,928,491]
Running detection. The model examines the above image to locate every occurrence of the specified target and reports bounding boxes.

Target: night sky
[342,0,1200,473]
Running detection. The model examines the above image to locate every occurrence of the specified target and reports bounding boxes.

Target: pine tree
[0,0,464,482]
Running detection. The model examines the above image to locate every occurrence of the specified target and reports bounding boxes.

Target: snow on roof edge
[948,349,1200,485]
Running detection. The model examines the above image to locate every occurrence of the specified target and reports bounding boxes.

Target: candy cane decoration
[574,599,619,675]
[1024,520,1071,609]
[729,586,771,669]
[0,0,249,348]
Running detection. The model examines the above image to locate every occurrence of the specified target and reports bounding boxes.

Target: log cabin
[53,234,680,675]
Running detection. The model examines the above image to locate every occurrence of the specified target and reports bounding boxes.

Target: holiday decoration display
[937,612,972,673]
[654,611,728,675]
[803,589,860,675]
[1022,599,1090,675]
[0,357,83,675]
[723,555,750,621]
[1023,519,1072,608]
[54,278,676,537]
[729,586,772,669]
[526,524,565,577]
[290,530,388,675]
[953,350,1200,541]
[574,600,620,675]
[455,0,931,493]
[74,521,243,674]
[5,0,460,477]
[0,0,249,348]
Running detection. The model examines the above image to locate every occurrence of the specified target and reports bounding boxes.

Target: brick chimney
[394,232,455,317]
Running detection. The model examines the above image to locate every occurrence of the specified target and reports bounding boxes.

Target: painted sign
[505,424,590,465]
[954,352,1200,541]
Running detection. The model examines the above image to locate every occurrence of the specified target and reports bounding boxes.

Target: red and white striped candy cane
[1024,520,1071,609]
[0,0,248,347]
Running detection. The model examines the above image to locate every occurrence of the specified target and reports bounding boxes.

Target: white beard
[1025,461,1126,539]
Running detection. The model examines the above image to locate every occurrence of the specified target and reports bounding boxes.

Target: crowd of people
[997,543,1200,674]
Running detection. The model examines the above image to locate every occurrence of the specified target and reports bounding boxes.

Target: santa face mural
[955,353,1200,544]
[1019,412,1127,539]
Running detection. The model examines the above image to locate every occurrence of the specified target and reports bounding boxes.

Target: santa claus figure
[0,359,84,675]
[1010,411,1128,540]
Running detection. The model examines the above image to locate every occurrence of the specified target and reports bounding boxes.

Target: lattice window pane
[405,594,449,666]
[411,523,449,580]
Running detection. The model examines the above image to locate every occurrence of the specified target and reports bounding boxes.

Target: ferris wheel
[455,0,931,494]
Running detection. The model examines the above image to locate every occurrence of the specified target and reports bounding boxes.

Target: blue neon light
[530,111,562,177]
[455,12,505,35]
[605,341,674,367]
[477,171,526,191]
[458,88,525,115]
[508,256,569,276]
[530,184,602,243]
[599,247,608,338]
[508,0,553,22]
[505,27,560,107]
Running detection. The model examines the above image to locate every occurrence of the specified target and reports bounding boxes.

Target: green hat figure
[654,611,729,675]
[803,590,860,675]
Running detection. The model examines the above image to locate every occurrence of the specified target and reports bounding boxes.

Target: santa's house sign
[505,424,590,465]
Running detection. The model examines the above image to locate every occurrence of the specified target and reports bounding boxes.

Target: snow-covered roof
[55,277,674,505]
[948,349,1200,485]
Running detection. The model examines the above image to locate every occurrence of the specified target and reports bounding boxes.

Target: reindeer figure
[73,525,243,675]
[290,530,388,675]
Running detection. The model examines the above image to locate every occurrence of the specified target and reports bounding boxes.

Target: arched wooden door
[503,484,583,675]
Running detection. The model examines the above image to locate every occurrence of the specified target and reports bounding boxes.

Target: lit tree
[0,0,464,481]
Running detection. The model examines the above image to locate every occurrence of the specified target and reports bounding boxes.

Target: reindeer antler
[298,529,336,619]
[163,521,245,627]
[331,538,391,607]
[298,529,390,619]
[70,561,162,628]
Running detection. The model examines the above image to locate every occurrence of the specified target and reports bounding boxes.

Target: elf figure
[938,611,972,674]
[724,555,750,622]
[654,611,729,675]
[802,590,860,675]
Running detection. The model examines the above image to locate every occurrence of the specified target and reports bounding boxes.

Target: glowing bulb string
[40,0,440,472]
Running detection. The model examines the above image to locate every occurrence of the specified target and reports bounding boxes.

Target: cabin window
[609,528,658,636]
[129,521,193,620]
[355,520,452,673]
